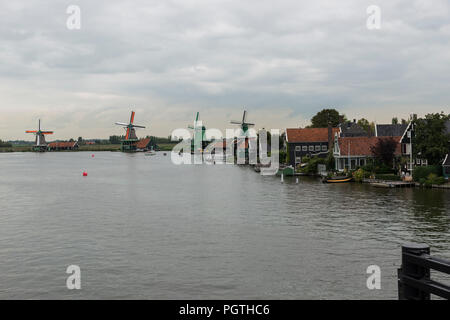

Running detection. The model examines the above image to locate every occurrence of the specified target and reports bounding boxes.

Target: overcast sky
[1,0,449,140]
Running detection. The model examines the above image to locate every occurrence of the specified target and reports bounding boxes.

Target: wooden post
[398,243,431,300]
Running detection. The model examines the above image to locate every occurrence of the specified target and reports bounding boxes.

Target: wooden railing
[398,243,450,300]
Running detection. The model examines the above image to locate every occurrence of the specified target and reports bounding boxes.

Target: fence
[398,243,450,300]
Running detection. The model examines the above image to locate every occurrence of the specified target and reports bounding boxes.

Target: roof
[376,124,408,137]
[443,154,450,166]
[48,141,77,148]
[339,121,368,137]
[338,136,401,156]
[135,138,151,149]
[286,127,339,143]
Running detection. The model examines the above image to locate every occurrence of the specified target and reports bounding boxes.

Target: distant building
[442,120,450,178]
[443,154,450,179]
[399,122,428,171]
[333,135,401,171]
[339,120,368,137]
[47,141,78,151]
[286,127,339,167]
[135,138,152,151]
[375,124,408,137]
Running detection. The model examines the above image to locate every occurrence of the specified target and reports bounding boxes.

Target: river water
[0,152,449,299]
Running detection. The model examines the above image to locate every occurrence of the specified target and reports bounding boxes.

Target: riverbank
[0,143,176,152]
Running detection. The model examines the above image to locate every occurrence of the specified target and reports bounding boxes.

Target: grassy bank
[0,143,175,152]
[78,144,121,152]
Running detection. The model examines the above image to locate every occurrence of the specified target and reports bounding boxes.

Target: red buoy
[83,172,88,177]
[92,154,95,158]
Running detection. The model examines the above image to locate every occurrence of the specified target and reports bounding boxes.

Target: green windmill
[188,112,207,153]
[230,110,255,162]
[230,110,254,134]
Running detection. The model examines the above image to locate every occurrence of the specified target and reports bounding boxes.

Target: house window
[309,145,314,151]
[422,159,428,166]
[321,145,327,151]
[295,146,301,151]
[295,157,301,163]
[302,146,307,151]
[315,145,320,151]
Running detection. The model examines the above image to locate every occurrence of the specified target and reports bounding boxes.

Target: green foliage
[357,118,375,135]
[109,135,123,144]
[370,137,398,167]
[298,156,327,174]
[310,109,346,128]
[0,139,12,148]
[353,168,365,182]
[412,165,442,182]
[325,152,335,170]
[279,150,287,164]
[413,112,450,165]
[424,173,446,185]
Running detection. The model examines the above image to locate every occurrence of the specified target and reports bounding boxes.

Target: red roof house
[334,136,401,171]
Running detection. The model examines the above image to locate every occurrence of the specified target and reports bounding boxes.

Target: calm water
[0,152,449,299]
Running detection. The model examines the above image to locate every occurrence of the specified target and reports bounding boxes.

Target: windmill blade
[230,120,242,124]
[242,110,248,123]
[245,123,255,126]
[26,130,37,133]
[115,122,128,126]
[188,125,195,129]
[129,111,135,125]
[42,131,54,134]
[131,124,145,128]
[195,112,199,122]
[125,127,130,140]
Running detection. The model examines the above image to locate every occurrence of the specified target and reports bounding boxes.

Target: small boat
[322,176,353,183]
[276,166,295,177]
[144,150,156,156]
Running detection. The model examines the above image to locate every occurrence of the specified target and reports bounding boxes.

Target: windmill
[26,119,53,152]
[230,110,254,134]
[188,112,207,153]
[230,110,256,163]
[115,110,146,152]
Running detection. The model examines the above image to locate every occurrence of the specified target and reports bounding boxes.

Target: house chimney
[328,122,333,150]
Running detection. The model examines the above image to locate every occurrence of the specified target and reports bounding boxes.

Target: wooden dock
[369,181,415,188]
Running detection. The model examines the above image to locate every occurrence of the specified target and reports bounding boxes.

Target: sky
[0,0,449,140]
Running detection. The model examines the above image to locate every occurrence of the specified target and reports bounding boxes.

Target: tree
[391,117,398,124]
[77,137,83,142]
[357,118,374,135]
[370,137,398,167]
[109,135,123,144]
[413,112,450,165]
[310,109,346,128]
[0,139,12,148]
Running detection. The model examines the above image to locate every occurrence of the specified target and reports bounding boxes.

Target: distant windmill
[115,111,146,140]
[188,112,206,142]
[26,119,53,151]
[230,110,255,134]
[115,110,146,152]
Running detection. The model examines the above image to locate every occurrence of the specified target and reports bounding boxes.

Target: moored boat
[322,176,353,183]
